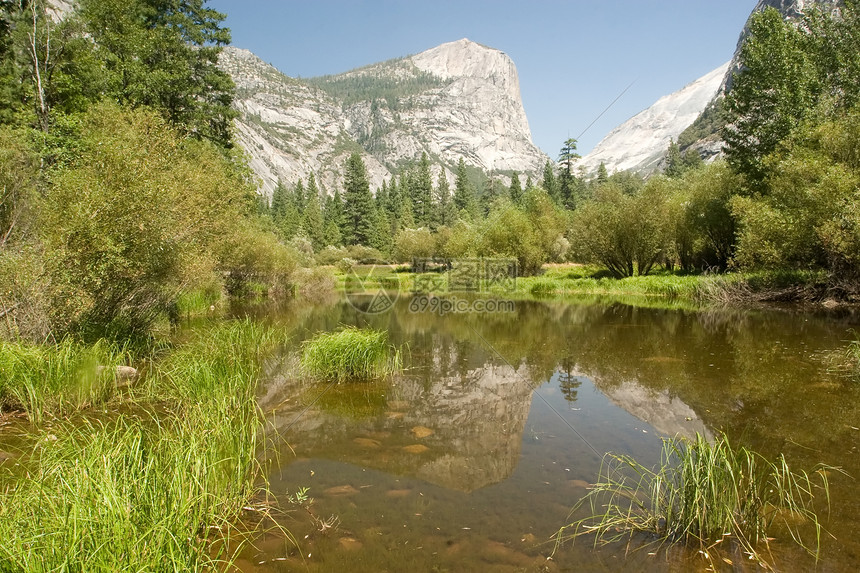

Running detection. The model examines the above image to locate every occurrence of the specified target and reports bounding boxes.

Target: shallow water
[217,298,860,570]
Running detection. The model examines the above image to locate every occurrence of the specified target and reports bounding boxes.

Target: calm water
[242,297,860,572]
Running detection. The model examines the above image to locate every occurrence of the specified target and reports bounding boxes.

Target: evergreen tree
[558,138,580,209]
[411,152,433,227]
[293,178,306,212]
[341,152,374,245]
[301,176,325,250]
[453,157,476,216]
[323,190,344,246]
[525,175,533,191]
[434,171,456,227]
[270,179,288,223]
[542,160,560,203]
[509,172,523,204]
[665,139,685,178]
[597,162,609,184]
[481,174,499,215]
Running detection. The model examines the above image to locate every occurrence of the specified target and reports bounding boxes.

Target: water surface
[243,297,860,572]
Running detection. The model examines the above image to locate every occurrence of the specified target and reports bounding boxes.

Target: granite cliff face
[221,39,549,197]
[580,0,835,176]
[579,62,729,175]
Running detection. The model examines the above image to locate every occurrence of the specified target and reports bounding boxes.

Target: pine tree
[665,139,684,178]
[301,175,325,250]
[542,160,560,203]
[481,174,499,215]
[411,152,433,227]
[597,162,609,184]
[434,171,456,227]
[341,152,375,245]
[453,157,476,216]
[509,172,523,204]
[323,190,344,246]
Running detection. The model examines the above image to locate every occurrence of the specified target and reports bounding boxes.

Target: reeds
[0,320,281,571]
[556,433,838,568]
[0,338,129,422]
[300,326,401,382]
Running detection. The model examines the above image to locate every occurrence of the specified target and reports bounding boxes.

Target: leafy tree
[723,7,819,186]
[78,0,236,146]
[570,180,673,277]
[0,126,38,250]
[670,162,739,271]
[341,152,374,245]
[731,111,860,275]
[38,103,256,337]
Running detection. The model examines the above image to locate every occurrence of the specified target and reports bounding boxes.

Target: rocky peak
[222,40,548,198]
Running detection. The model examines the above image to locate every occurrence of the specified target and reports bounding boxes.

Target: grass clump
[0,338,129,422]
[556,433,839,568]
[301,327,401,382]
[0,320,282,571]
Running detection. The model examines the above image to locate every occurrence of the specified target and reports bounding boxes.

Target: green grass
[556,433,839,568]
[0,338,130,423]
[300,326,401,382]
[0,320,284,571]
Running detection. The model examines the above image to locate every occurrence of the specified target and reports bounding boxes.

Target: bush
[570,180,673,277]
[393,227,435,263]
[732,112,860,276]
[38,103,257,338]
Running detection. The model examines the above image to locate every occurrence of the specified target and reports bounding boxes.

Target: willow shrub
[38,103,258,339]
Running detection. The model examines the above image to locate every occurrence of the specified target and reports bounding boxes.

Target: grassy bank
[336,263,844,308]
[0,320,281,570]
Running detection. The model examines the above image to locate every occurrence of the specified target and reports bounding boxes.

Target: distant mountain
[578,62,729,176]
[581,0,836,176]
[220,39,549,197]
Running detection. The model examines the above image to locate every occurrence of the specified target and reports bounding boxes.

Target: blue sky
[208,0,756,156]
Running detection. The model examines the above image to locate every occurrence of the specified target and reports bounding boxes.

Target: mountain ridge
[222,39,549,197]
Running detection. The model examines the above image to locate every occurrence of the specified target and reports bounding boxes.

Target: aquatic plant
[0,320,282,570]
[556,433,838,568]
[0,338,129,422]
[300,327,401,382]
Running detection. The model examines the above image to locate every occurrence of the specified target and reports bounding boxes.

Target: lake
[234,296,860,572]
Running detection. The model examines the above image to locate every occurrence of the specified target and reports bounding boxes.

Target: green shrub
[300,327,401,382]
[39,103,257,339]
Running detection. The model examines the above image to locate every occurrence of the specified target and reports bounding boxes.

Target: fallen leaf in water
[324,485,359,497]
[386,489,411,498]
[402,444,429,454]
[567,479,590,489]
[386,411,405,420]
[353,437,381,448]
[338,537,363,551]
[410,426,434,438]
